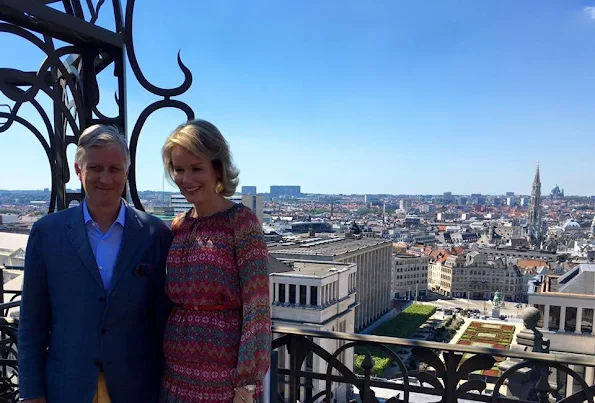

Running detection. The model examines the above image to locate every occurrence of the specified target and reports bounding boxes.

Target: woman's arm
[233,209,271,388]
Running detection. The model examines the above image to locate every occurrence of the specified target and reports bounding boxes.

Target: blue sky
[1,1,595,195]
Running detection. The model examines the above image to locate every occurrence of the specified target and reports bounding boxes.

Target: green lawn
[354,304,436,376]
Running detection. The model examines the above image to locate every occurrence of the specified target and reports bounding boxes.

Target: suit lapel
[108,205,149,295]
[66,204,105,291]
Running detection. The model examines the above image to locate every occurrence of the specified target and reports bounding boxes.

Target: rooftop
[394,253,424,259]
[0,232,28,255]
[485,246,557,255]
[557,264,595,295]
[268,236,390,257]
[270,259,354,278]
[516,259,549,269]
[537,264,595,296]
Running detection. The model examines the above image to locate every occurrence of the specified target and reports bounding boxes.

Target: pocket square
[134,262,151,277]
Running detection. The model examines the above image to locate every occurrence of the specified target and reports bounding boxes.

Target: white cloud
[585,6,595,20]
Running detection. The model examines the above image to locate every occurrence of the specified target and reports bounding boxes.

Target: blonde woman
[160,120,271,403]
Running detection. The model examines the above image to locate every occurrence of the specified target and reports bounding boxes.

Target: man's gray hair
[75,124,130,168]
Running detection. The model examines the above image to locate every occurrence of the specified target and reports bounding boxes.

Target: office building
[481,247,557,263]
[289,222,333,234]
[399,199,412,212]
[170,193,192,215]
[271,259,357,402]
[241,186,257,195]
[229,194,264,223]
[170,193,264,223]
[269,233,392,331]
[270,185,301,198]
[443,192,453,203]
[419,204,435,214]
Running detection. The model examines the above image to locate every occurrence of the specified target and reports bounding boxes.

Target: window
[310,286,318,305]
[279,284,286,303]
[289,284,296,303]
[299,285,307,304]
[565,307,577,332]
[582,309,593,334]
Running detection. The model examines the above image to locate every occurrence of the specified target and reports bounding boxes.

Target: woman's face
[171,145,220,207]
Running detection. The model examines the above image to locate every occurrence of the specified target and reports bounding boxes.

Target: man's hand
[233,387,254,403]
[21,398,46,403]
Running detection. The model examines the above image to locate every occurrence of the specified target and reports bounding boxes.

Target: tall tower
[527,164,544,248]
[590,215,595,239]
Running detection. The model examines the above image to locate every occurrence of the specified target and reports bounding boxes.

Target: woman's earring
[215,181,224,194]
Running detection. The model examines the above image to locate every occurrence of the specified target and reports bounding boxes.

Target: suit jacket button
[94,360,101,367]
[98,297,106,302]
[101,328,107,335]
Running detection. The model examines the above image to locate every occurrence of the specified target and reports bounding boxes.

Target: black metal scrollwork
[0,319,18,403]
[492,360,595,403]
[413,348,495,402]
[271,327,595,403]
[123,0,195,211]
[0,0,196,212]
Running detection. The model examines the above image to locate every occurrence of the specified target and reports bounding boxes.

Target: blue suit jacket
[18,203,172,403]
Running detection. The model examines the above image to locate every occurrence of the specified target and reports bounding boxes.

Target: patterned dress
[160,203,271,403]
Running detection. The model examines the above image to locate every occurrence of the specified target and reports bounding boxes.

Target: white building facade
[270,259,357,403]
[0,232,28,268]
[270,236,393,332]
[170,193,263,222]
[229,194,264,222]
[528,264,595,396]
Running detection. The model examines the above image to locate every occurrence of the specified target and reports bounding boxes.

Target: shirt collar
[83,199,126,228]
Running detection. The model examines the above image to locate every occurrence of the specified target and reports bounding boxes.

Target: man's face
[75,145,128,209]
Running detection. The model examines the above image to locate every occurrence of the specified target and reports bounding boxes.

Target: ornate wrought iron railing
[0,300,592,402]
[271,325,595,403]
[0,267,21,403]
[0,0,195,213]
[0,315,18,403]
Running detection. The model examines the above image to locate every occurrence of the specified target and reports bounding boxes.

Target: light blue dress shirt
[83,199,126,290]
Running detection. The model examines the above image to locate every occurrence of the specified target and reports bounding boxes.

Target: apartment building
[392,253,429,300]
[428,250,523,301]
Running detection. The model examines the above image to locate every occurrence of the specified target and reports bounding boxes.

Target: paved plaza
[423,298,527,319]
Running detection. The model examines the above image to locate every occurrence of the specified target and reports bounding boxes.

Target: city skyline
[1,1,595,195]
[0,185,591,198]
[0,163,587,197]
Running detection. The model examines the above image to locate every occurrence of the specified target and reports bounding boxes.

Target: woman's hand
[233,387,254,403]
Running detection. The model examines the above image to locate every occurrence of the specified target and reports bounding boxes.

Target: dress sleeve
[233,209,271,386]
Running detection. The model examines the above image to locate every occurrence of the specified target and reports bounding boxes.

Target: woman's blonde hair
[162,119,239,197]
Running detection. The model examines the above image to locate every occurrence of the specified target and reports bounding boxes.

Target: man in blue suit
[18,124,172,403]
